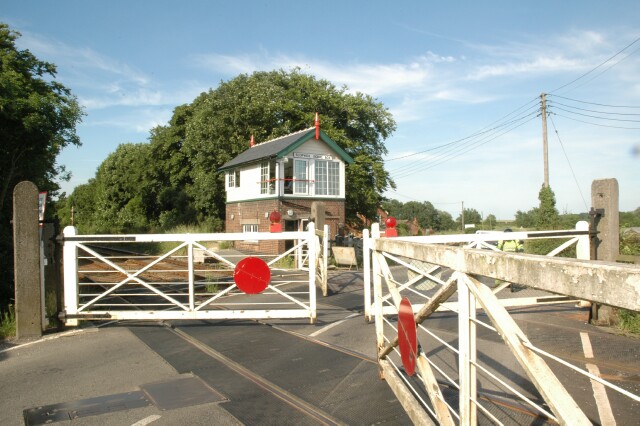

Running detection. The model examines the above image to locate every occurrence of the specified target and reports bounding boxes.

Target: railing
[364,222,590,321]
[366,222,640,424]
[61,223,325,325]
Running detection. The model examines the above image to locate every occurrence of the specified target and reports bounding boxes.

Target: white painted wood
[61,230,322,324]
[380,359,436,425]
[226,138,349,202]
[416,355,455,425]
[307,222,317,324]
[374,237,640,311]
[458,278,472,425]
[363,228,372,321]
[62,226,79,326]
[462,273,591,424]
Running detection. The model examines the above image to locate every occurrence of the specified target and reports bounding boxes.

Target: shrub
[0,304,16,339]
[524,238,576,258]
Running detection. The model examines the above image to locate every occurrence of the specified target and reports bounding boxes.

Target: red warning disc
[233,257,271,294]
[398,297,418,376]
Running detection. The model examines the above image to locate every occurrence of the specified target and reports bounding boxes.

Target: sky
[3,0,640,220]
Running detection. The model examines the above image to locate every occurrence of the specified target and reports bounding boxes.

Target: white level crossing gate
[364,221,640,425]
[61,223,327,325]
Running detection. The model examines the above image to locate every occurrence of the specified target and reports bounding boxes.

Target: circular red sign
[269,211,282,223]
[234,257,271,294]
[398,297,418,376]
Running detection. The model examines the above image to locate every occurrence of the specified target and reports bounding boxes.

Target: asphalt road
[1,269,638,425]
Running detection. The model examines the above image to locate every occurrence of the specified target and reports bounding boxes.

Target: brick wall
[226,198,346,255]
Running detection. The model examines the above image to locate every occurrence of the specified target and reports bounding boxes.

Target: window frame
[293,159,308,195]
[314,159,340,196]
[242,223,259,243]
[228,169,240,188]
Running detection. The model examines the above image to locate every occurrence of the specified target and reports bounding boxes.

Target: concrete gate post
[311,201,326,229]
[590,178,620,324]
[13,181,43,338]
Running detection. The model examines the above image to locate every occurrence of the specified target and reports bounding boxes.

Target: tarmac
[1,269,639,425]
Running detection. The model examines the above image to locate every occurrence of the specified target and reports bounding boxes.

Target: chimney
[315,112,320,140]
[250,134,255,147]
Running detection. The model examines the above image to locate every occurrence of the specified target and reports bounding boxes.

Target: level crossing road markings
[131,414,161,426]
[309,312,360,337]
[580,332,616,425]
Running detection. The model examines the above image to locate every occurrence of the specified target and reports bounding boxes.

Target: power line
[385,96,539,162]
[391,114,537,180]
[391,112,539,180]
[387,107,539,177]
[548,100,640,116]
[548,115,589,211]
[551,112,640,130]
[548,94,640,109]
[549,35,640,94]
[549,105,640,123]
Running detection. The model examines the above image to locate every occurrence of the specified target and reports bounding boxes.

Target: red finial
[315,112,320,140]
[250,134,255,147]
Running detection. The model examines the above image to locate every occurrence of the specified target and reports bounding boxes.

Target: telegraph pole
[541,93,549,188]
[461,201,465,232]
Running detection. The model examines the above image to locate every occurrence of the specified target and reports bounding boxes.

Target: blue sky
[4,1,640,220]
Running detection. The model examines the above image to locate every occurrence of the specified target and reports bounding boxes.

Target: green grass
[272,255,296,269]
[204,283,220,294]
[0,304,16,339]
[618,309,640,335]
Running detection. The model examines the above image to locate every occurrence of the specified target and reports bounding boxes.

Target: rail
[366,222,640,424]
[364,222,590,321]
[61,223,326,325]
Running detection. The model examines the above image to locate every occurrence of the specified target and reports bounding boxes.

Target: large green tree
[61,69,396,233]
[181,69,396,226]
[0,24,83,307]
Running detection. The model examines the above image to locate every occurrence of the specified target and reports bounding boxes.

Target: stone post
[13,181,43,338]
[590,178,619,324]
[311,201,326,230]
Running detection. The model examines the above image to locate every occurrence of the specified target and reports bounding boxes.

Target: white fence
[364,222,590,321]
[366,222,640,424]
[61,223,326,325]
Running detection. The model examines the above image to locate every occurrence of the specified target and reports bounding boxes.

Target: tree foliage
[456,208,482,229]
[620,208,640,228]
[381,199,457,232]
[483,214,497,230]
[61,69,396,232]
[515,208,538,228]
[0,23,83,307]
[536,184,560,229]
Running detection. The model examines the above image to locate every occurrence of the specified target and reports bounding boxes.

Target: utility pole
[461,201,465,232]
[541,93,549,188]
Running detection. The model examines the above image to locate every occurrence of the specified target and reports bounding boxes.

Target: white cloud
[193,51,455,96]
[20,31,150,86]
[84,107,173,135]
[468,55,583,80]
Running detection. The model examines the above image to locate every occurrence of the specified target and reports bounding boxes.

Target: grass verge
[0,304,16,339]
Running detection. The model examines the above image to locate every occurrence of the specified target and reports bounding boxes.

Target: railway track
[75,244,235,313]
